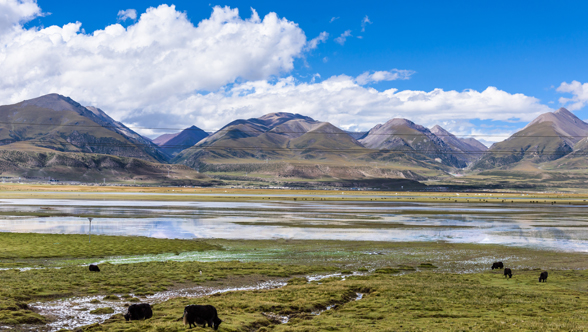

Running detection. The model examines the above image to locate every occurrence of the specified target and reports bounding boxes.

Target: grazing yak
[89,264,100,272]
[124,303,153,321]
[181,305,222,330]
[491,262,504,270]
[504,268,512,278]
[539,271,548,282]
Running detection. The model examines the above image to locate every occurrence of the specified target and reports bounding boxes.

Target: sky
[1,0,588,146]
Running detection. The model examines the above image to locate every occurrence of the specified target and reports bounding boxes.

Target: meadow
[2,234,588,331]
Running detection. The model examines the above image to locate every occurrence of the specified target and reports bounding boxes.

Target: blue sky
[3,0,588,144]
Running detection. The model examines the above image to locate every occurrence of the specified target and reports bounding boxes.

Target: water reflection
[0,199,587,252]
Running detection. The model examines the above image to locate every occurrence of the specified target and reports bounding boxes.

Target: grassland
[87,271,588,332]
[1,184,588,204]
[0,233,217,261]
[3,234,588,330]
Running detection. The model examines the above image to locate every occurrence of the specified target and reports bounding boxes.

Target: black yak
[124,303,153,321]
[89,264,100,272]
[182,305,222,330]
[539,271,548,282]
[491,262,504,270]
[504,268,512,278]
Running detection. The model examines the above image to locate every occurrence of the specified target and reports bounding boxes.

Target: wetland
[2,189,588,331]
[0,197,588,251]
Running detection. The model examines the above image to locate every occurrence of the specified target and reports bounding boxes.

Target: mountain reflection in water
[0,198,587,252]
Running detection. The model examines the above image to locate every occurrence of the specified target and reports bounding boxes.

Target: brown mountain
[430,125,487,164]
[154,125,209,158]
[0,94,168,162]
[474,108,588,169]
[172,112,365,167]
[358,119,467,168]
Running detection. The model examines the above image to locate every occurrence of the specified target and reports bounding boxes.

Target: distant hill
[460,137,488,151]
[474,108,588,169]
[0,94,168,162]
[345,131,368,140]
[359,119,467,168]
[173,112,367,168]
[430,125,487,164]
[154,125,209,158]
[152,133,180,146]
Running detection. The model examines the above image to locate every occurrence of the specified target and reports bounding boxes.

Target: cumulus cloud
[123,75,552,141]
[360,15,371,32]
[335,30,352,45]
[117,9,137,21]
[355,70,414,85]
[0,2,556,144]
[305,31,328,50]
[0,5,308,117]
[557,80,588,110]
[0,0,41,37]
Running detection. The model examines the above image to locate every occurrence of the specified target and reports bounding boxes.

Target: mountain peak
[524,107,588,141]
[430,125,451,135]
[258,112,315,123]
[20,93,82,112]
[555,107,572,115]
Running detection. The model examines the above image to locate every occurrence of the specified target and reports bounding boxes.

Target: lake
[0,198,587,252]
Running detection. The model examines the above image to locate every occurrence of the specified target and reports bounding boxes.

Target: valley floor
[1,184,588,204]
[2,234,588,331]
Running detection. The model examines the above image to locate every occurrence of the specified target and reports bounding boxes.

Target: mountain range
[0,93,587,186]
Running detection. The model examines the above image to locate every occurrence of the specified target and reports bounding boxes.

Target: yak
[181,305,222,330]
[539,271,548,282]
[124,303,153,321]
[504,268,512,278]
[491,262,504,270]
[89,264,100,272]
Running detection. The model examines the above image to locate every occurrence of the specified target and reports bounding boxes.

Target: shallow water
[1,198,588,252]
[29,272,362,332]
[31,280,287,332]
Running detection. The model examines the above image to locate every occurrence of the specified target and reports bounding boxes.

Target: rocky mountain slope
[474,108,588,169]
[430,125,487,164]
[0,144,217,185]
[359,119,467,168]
[173,113,365,167]
[0,94,168,162]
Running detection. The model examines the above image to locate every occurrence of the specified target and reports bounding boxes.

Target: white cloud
[117,9,137,21]
[334,30,351,45]
[123,75,553,139]
[360,15,372,32]
[0,0,41,38]
[0,5,308,118]
[557,80,588,111]
[355,70,414,85]
[329,17,339,23]
[305,31,328,50]
[0,2,556,144]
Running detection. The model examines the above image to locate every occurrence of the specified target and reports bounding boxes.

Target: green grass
[3,234,588,330]
[0,233,219,260]
[0,260,333,326]
[74,270,588,331]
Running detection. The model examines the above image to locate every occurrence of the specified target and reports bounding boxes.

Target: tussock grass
[3,234,588,330]
[75,270,588,331]
[0,260,332,327]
